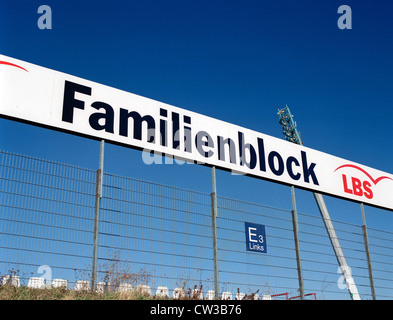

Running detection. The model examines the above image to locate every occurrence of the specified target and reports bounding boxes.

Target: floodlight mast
[277,105,303,145]
[277,106,361,300]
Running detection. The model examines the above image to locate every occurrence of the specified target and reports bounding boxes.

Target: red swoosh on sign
[0,61,28,72]
[334,164,393,185]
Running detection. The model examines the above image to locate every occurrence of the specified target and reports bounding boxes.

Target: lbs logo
[335,164,393,200]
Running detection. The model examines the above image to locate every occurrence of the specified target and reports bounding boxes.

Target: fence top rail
[298,210,363,229]
[0,150,96,173]
[103,171,210,197]
[217,195,292,214]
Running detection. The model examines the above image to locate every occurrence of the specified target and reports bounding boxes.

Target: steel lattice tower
[277,105,361,300]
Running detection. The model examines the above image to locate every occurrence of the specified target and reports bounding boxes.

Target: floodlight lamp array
[277,106,303,145]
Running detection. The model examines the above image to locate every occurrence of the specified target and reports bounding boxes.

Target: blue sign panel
[245,222,267,253]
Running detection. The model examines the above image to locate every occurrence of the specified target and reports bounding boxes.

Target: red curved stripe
[0,61,28,72]
[334,164,393,185]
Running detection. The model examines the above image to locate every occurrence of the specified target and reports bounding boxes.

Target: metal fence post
[92,140,104,291]
[290,186,305,300]
[211,166,219,299]
[360,203,376,300]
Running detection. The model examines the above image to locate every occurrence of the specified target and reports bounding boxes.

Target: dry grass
[0,282,155,300]
[0,282,263,300]
[0,252,261,300]
[0,284,201,300]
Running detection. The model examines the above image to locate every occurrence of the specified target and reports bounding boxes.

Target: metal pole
[278,106,360,299]
[360,203,376,300]
[313,193,360,300]
[211,166,219,299]
[290,186,304,300]
[92,140,104,291]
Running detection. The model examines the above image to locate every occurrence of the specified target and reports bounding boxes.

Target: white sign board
[1,54,393,211]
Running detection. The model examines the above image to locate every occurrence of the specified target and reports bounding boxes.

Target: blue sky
[0,0,393,297]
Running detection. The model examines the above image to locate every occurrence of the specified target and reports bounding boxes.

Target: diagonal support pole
[278,106,360,300]
[313,193,360,300]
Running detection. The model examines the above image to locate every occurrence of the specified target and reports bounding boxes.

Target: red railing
[288,293,317,300]
[270,292,289,300]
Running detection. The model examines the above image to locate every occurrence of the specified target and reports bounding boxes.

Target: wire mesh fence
[99,172,214,294]
[0,150,392,299]
[0,150,96,288]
